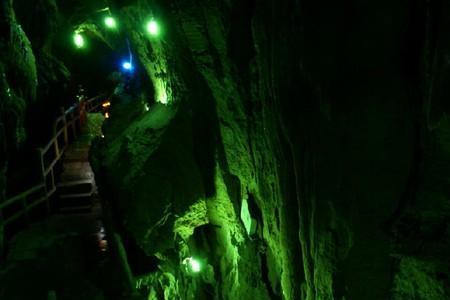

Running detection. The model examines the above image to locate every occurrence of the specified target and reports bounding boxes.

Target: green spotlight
[104,16,117,29]
[190,258,201,272]
[146,19,160,36]
[73,33,85,48]
[183,257,201,273]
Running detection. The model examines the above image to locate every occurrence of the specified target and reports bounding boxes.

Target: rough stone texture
[0,0,37,152]
[89,0,450,299]
[1,0,450,299]
[0,0,75,199]
[0,0,38,200]
[14,0,71,141]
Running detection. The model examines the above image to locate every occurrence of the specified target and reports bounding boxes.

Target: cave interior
[1,0,450,299]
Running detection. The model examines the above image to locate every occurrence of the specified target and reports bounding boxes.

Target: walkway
[0,114,141,300]
[57,113,99,213]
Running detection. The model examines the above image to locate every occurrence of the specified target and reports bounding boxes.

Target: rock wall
[13,0,72,143]
[0,0,74,198]
[86,0,449,299]
[0,0,37,144]
[0,0,37,196]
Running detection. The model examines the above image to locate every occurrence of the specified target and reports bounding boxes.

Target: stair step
[58,179,93,187]
[58,180,94,195]
[60,192,93,199]
[58,191,93,213]
[59,205,93,213]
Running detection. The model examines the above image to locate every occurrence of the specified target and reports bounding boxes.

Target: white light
[104,16,117,28]
[190,259,201,272]
[146,20,159,36]
[122,62,133,70]
[182,257,201,273]
[159,94,168,104]
[73,33,85,48]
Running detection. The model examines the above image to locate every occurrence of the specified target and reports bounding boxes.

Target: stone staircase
[57,116,99,213]
[58,179,95,212]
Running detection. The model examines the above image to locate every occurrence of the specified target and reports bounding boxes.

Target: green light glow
[190,259,201,272]
[155,79,168,104]
[158,89,168,104]
[73,33,85,48]
[104,16,117,28]
[183,257,201,273]
[240,199,256,236]
[146,19,160,36]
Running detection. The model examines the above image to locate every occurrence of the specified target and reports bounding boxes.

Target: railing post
[38,148,50,215]
[38,148,46,188]
[53,115,60,159]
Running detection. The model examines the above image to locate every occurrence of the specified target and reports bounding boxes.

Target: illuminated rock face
[1,0,450,299]
[0,0,75,202]
[0,2,37,121]
[0,0,37,198]
[89,0,450,299]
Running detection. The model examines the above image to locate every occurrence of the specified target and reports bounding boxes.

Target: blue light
[122,62,133,71]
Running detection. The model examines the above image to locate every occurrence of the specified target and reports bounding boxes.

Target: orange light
[105,112,110,119]
[102,101,111,108]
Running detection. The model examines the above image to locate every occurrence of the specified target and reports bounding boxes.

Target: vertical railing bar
[38,148,47,192]
[38,148,50,215]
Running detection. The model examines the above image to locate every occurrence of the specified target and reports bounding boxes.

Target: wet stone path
[0,114,140,300]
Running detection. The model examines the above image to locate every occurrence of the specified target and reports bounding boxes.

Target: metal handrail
[0,184,45,209]
[0,95,105,226]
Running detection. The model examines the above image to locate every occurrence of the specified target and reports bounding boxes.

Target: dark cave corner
[1,0,450,299]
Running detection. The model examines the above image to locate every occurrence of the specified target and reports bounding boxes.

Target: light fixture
[104,16,117,29]
[73,33,85,48]
[102,101,111,107]
[182,257,201,273]
[146,19,160,36]
[105,112,110,119]
[122,61,133,71]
